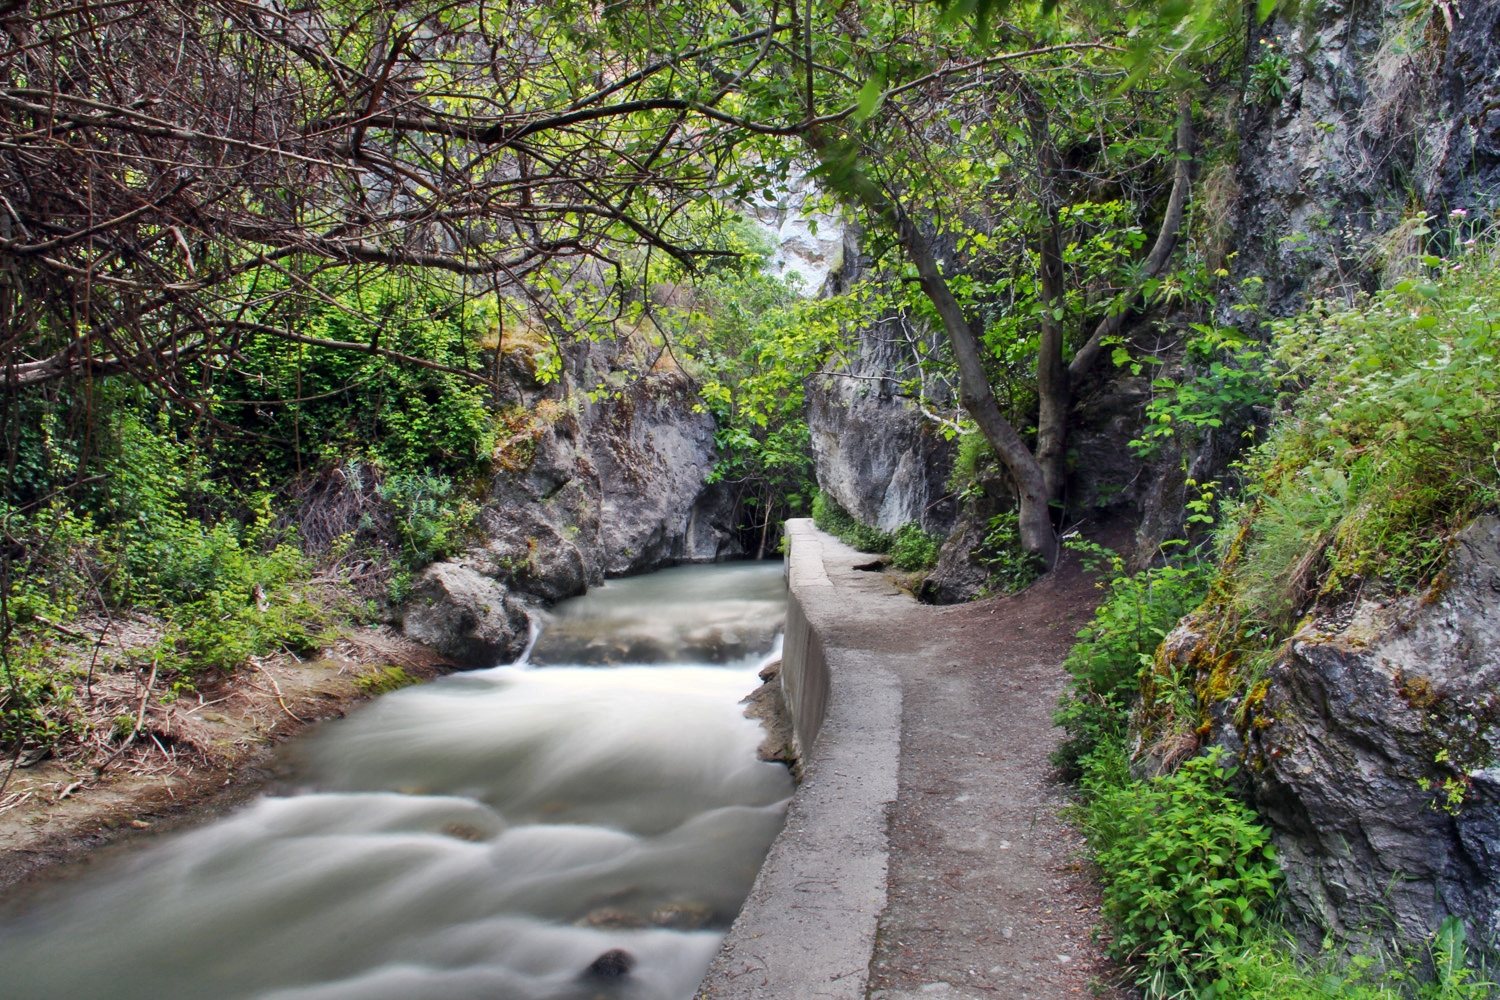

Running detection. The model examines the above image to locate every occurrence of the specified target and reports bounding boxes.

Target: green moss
[354,665,420,696]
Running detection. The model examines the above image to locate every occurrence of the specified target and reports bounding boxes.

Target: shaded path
[866,558,1117,1000]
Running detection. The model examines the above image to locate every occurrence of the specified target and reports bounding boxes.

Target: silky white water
[0,562,792,1000]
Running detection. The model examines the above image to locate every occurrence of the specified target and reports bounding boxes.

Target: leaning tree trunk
[890,216,1056,563]
[1032,92,1195,512]
[801,132,1057,562]
[1067,93,1195,381]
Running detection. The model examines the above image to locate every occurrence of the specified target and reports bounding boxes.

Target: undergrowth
[1062,234,1500,999]
[1061,547,1498,999]
[0,275,496,759]
[1133,235,1500,768]
[811,491,942,572]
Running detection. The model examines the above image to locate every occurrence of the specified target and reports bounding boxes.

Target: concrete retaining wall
[696,519,902,1000]
[778,528,832,755]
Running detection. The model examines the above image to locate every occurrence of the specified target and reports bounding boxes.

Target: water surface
[0,562,791,1000]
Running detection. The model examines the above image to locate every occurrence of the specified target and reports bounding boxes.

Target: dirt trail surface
[866,555,1121,1000]
[704,525,1123,1000]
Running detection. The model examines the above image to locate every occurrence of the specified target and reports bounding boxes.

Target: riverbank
[0,625,454,891]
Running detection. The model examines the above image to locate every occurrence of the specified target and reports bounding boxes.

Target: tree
[613,0,1229,562]
[0,0,772,400]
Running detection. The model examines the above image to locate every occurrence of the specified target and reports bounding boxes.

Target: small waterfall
[0,563,791,1000]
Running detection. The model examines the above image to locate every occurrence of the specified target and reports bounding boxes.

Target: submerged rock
[583,948,635,978]
[1230,516,1500,952]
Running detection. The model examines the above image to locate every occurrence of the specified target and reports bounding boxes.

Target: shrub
[890,522,941,571]
[1086,749,1280,985]
[811,490,893,553]
[1053,543,1209,777]
[974,511,1048,595]
[379,472,479,570]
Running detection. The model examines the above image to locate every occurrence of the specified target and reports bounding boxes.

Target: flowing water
[0,562,792,1000]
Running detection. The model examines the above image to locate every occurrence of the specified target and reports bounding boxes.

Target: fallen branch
[250,660,306,724]
[93,658,159,776]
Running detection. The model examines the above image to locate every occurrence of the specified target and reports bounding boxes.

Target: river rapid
[0,562,792,1000]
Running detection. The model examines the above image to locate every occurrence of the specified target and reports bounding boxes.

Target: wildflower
[1449,208,1469,219]
[1465,238,1478,247]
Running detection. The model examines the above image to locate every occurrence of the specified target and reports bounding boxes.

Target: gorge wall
[401,335,742,667]
[801,0,1500,955]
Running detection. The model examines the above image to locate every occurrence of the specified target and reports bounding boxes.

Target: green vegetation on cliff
[1138,236,1500,766]
[1059,239,1500,997]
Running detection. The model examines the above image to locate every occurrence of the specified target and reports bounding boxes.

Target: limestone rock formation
[1225,0,1500,313]
[399,562,532,668]
[1226,517,1500,951]
[401,345,741,664]
[805,314,958,537]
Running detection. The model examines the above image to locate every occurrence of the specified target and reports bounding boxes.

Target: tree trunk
[893,215,1056,563]
[798,131,1063,561]
[1068,93,1195,381]
[817,156,1056,561]
[1034,211,1069,507]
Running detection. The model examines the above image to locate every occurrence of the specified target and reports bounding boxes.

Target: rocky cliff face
[1227,0,1499,314]
[401,341,741,667]
[1186,517,1500,953]
[805,314,959,538]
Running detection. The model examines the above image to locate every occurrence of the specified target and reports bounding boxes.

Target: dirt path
[864,552,1124,1000]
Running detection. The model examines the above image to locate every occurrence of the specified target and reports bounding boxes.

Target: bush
[890,522,941,571]
[1053,543,1210,777]
[811,490,893,553]
[1086,750,1280,985]
[974,511,1048,595]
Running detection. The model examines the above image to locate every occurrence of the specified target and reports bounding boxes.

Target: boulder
[400,562,532,668]
[1232,516,1500,951]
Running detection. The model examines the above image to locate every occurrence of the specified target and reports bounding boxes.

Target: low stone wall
[697,519,902,1000]
[779,524,832,755]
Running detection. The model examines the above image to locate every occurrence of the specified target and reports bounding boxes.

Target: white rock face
[745,174,846,293]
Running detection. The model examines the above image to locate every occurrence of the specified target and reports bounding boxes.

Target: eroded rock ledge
[1203,516,1500,952]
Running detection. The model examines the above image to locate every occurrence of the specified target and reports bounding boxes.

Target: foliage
[973,512,1050,595]
[1132,322,1276,458]
[0,278,500,752]
[1247,38,1292,104]
[1234,243,1500,608]
[213,273,502,482]
[1,0,750,409]
[654,218,842,551]
[378,474,480,572]
[890,523,943,572]
[1053,542,1211,777]
[811,491,894,554]
[1086,749,1280,983]
[1120,238,1500,778]
[1063,550,1499,999]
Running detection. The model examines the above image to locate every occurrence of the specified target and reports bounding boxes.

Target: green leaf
[852,74,886,123]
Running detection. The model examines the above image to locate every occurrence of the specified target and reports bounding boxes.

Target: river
[0,562,792,1000]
